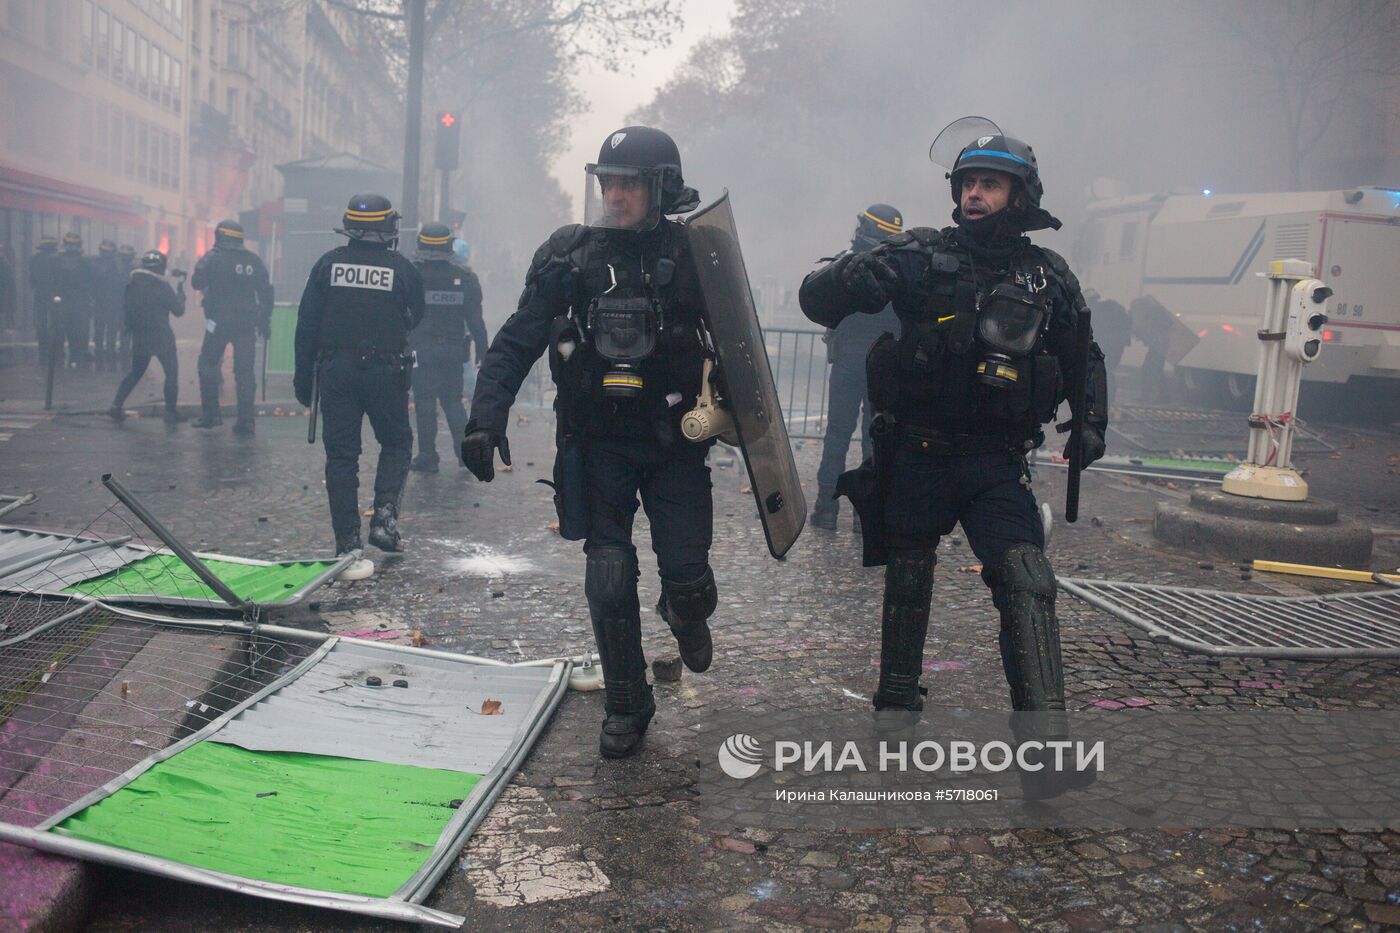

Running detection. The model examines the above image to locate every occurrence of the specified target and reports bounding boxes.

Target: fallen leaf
[481,699,503,715]
[547,521,560,531]
[959,564,983,573]
[363,508,374,517]
[1329,452,1344,460]
[740,486,752,494]
[499,464,513,472]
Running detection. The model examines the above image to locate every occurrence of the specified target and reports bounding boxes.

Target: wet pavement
[3,354,1400,932]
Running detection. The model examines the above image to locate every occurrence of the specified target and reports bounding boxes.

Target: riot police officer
[108,250,185,423]
[812,204,903,531]
[29,236,60,357]
[90,240,127,371]
[798,132,1108,794]
[52,233,96,367]
[463,126,715,759]
[410,222,486,472]
[294,195,424,556]
[192,220,273,436]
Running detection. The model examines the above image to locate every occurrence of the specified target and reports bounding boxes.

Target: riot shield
[684,192,805,559]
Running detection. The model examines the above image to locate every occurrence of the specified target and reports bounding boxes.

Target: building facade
[1,0,400,340]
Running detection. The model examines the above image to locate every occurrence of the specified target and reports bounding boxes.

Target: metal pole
[400,0,426,234]
[101,474,253,612]
[439,167,451,218]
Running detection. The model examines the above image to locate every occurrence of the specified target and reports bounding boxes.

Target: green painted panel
[64,554,338,604]
[53,742,481,897]
[266,303,298,374]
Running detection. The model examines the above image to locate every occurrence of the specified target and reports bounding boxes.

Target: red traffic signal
[439,112,456,128]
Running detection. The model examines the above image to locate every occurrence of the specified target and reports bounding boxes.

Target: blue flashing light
[1202,188,1213,196]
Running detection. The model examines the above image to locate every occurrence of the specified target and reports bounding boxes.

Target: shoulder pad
[546,224,589,259]
[1031,246,1087,312]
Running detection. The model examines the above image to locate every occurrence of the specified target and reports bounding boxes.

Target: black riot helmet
[62,232,83,253]
[949,134,1061,232]
[99,239,117,255]
[852,203,903,250]
[416,221,454,260]
[214,219,245,247]
[338,193,400,245]
[139,249,168,274]
[584,125,700,231]
[116,244,136,263]
[37,235,58,253]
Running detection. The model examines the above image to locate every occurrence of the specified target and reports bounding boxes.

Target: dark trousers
[817,350,874,492]
[410,341,467,464]
[885,447,1045,606]
[319,356,413,540]
[49,307,90,363]
[583,439,714,583]
[112,328,179,411]
[197,320,256,423]
[93,309,124,363]
[34,298,50,354]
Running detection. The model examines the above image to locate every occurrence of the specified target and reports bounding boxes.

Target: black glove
[1065,428,1106,467]
[462,429,510,482]
[294,374,312,408]
[839,251,898,302]
[256,320,271,340]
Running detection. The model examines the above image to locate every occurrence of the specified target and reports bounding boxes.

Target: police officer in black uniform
[295,195,425,556]
[463,126,716,759]
[192,220,273,436]
[410,222,486,472]
[108,250,185,423]
[90,240,127,371]
[52,233,97,368]
[812,204,903,531]
[29,236,59,357]
[799,134,1109,793]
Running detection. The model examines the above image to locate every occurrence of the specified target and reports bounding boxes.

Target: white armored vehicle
[1075,186,1400,408]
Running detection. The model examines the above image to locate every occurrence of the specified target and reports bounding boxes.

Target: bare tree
[1206,0,1400,189]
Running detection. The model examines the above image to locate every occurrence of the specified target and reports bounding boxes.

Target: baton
[306,363,319,444]
[1065,307,1091,524]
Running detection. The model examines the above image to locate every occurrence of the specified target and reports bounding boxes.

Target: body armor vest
[320,244,411,354]
[872,230,1063,443]
[196,246,262,319]
[413,259,474,343]
[549,225,706,443]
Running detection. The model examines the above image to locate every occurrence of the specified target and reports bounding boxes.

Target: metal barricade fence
[765,327,830,441]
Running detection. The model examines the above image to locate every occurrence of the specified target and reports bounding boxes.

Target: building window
[173,60,182,114]
[1119,221,1138,262]
[126,25,137,90]
[111,16,123,83]
[96,8,108,73]
[125,112,137,176]
[81,1,94,66]
[80,98,93,165]
[138,35,149,99]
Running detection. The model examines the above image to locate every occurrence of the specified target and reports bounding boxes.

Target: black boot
[411,453,439,473]
[657,567,717,674]
[586,548,654,758]
[192,414,223,429]
[873,548,935,728]
[232,419,254,437]
[811,486,838,530]
[334,529,363,556]
[367,504,402,552]
[164,409,187,424]
[996,543,1096,800]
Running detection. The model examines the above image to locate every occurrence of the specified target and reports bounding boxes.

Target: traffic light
[435,112,460,171]
[1284,279,1332,364]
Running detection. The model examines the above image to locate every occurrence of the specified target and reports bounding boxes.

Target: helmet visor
[928,115,1003,171]
[584,164,661,232]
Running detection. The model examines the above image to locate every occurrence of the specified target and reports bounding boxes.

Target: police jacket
[29,249,58,304]
[50,251,96,313]
[192,244,273,328]
[294,240,425,379]
[89,254,128,314]
[410,258,487,357]
[124,269,184,333]
[799,224,1108,448]
[466,221,708,444]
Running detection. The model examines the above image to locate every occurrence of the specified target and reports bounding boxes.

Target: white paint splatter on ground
[425,539,537,576]
[462,786,610,907]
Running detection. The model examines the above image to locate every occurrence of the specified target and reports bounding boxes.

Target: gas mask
[586,264,660,398]
[975,278,1048,389]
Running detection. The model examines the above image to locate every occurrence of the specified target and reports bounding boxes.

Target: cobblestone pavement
[2,377,1400,932]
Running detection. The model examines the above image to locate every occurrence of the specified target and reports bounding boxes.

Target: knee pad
[998,543,1056,607]
[585,547,639,615]
[660,567,717,625]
